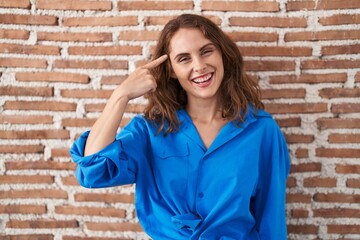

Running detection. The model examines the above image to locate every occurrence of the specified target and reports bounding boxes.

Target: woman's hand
[116,54,168,101]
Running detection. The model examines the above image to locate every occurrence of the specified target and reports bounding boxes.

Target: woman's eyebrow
[199,43,216,51]
[173,43,215,60]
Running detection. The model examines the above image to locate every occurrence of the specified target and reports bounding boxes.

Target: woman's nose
[193,57,206,73]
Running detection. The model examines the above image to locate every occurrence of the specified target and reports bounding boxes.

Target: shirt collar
[176,106,263,154]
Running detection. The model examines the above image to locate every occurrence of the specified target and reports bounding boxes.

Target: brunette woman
[71,14,290,240]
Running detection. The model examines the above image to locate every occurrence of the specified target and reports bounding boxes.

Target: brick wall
[0,0,359,239]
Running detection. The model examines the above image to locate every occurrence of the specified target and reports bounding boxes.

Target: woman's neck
[185,98,223,124]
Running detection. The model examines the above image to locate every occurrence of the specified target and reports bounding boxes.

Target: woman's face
[168,28,224,104]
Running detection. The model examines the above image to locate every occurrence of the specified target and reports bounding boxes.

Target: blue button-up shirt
[70,108,290,240]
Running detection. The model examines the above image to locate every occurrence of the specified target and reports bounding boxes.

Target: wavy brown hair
[144,14,263,135]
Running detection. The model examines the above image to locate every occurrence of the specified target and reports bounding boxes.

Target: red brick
[0,86,53,97]
[227,32,278,42]
[144,15,222,26]
[285,30,360,41]
[240,46,312,57]
[322,44,360,55]
[85,103,106,112]
[118,1,193,10]
[286,0,360,11]
[0,43,60,55]
[317,118,360,129]
[16,72,89,83]
[303,177,337,188]
[332,103,360,113]
[336,164,360,174]
[62,176,79,186]
[37,0,111,10]
[0,57,47,68]
[74,193,134,204]
[302,60,360,69]
[38,32,112,42]
[202,1,279,12]
[314,208,360,218]
[287,224,318,234]
[51,148,70,158]
[0,175,53,184]
[0,145,44,154]
[285,134,314,144]
[62,118,96,127]
[0,189,68,199]
[245,61,295,71]
[261,89,305,99]
[55,205,126,218]
[61,89,112,99]
[295,148,309,158]
[64,16,138,27]
[229,17,307,28]
[119,30,161,41]
[5,160,75,171]
[0,115,53,125]
[320,14,360,25]
[275,117,301,128]
[265,103,328,114]
[316,148,360,158]
[144,16,178,26]
[86,221,143,232]
[291,209,309,218]
[0,234,53,240]
[101,75,128,85]
[7,219,78,229]
[314,193,360,203]
[54,59,127,70]
[0,0,30,8]
[290,163,321,173]
[68,45,142,56]
[355,72,360,82]
[286,193,312,203]
[4,101,76,112]
[0,204,46,214]
[0,129,70,139]
[329,134,360,143]
[347,178,360,188]
[287,176,297,188]
[327,224,360,234]
[269,73,347,84]
[0,14,57,25]
[0,29,30,40]
[319,88,360,98]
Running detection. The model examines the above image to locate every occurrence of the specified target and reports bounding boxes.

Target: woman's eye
[178,57,190,62]
[202,48,213,55]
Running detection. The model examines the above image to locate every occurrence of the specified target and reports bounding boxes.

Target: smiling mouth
[191,73,213,84]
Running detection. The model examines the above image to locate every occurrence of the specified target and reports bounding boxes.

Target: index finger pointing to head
[142,54,168,69]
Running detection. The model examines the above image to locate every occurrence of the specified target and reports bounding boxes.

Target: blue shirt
[70,108,290,240]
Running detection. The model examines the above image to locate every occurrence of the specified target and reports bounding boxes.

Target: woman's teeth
[192,73,212,83]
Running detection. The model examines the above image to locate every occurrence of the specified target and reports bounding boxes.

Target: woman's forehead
[168,28,213,55]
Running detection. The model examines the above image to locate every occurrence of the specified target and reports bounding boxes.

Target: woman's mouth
[191,73,213,87]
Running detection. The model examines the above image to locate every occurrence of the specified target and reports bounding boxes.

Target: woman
[71,14,290,240]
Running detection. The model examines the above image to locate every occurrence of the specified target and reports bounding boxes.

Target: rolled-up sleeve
[70,116,149,188]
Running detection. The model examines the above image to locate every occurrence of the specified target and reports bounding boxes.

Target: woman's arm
[252,120,291,239]
[84,55,168,156]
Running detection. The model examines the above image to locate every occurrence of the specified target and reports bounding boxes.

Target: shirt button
[198,192,204,198]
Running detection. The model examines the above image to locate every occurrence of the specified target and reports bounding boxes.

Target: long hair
[144,14,263,135]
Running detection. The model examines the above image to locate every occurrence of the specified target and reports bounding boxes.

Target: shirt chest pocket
[152,143,190,196]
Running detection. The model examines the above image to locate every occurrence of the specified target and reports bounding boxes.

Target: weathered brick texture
[0,0,359,239]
